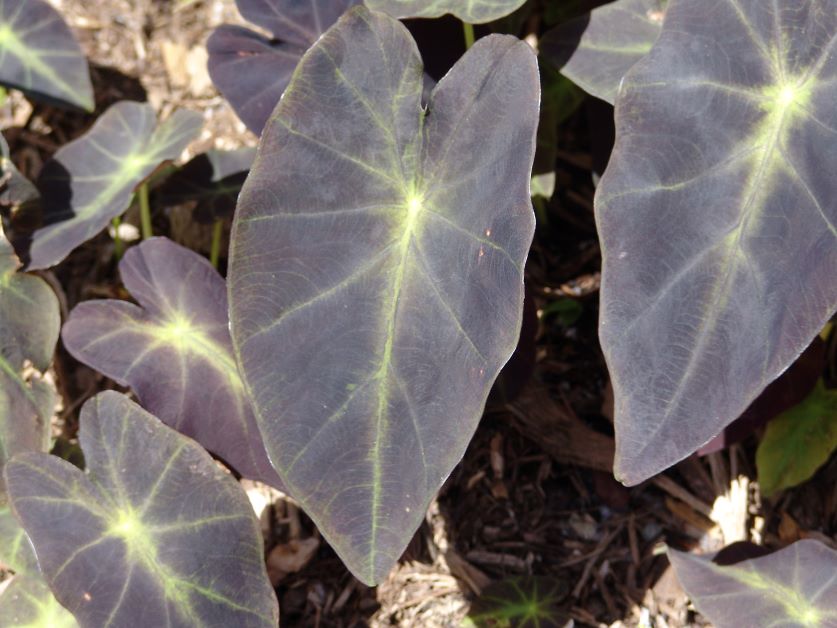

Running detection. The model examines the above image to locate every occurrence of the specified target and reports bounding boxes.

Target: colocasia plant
[0,0,834,625]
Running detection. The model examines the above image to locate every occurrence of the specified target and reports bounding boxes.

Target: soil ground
[1,1,835,626]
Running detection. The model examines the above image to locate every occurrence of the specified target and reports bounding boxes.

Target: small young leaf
[596,0,837,484]
[669,540,837,627]
[0,225,58,493]
[207,0,360,135]
[4,391,279,628]
[0,575,78,628]
[540,0,665,104]
[229,7,538,584]
[62,237,281,487]
[365,0,527,23]
[20,101,202,270]
[156,148,255,224]
[756,380,837,497]
[464,577,572,628]
[0,0,93,111]
[0,134,38,211]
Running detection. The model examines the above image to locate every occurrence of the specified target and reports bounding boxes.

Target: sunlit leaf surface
[62,238,281,487]
[596,0,837,484]
[669,540,837,627]
[0,576,78,628]
[4,392,279,628]
[0,0,93,111]
[365,0,527,23]
[156,148,255,224]
[207,0,359,135]
[0,225,58,494]
[21,101,202,270]
[756,380,837,496]
[540,0,665,104]
[0,502,36,574]
[0,134,38,211]
[464,577,572,628]
[229,7,538,584]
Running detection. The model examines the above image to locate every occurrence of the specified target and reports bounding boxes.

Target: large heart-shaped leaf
[4,391,279,628]
[18,101,202,271]
[0,225,58,493]
[0,0,93,111]
[62,237,280,487]
[365,0,527,23]
[669,540,837,626]
[229,7,538,584]
[156,148,255,224]
[540,0,665,104]
[207,0,360,135]
[596,0,837,484]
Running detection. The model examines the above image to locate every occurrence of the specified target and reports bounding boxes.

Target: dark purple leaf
[596,0,837,484]
[0,0,93,111]
[62,237,281,487]
[4,391,279,628]
[207,0,359,135]
[540,0,665,105]
[366,0,527,23]
[669,540,837,626]
[156,148,255,224]
[228,7,538,584]
[20,101,202,271]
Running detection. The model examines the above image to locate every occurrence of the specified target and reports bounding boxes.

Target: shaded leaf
[0,224,58,494]
[229,7,538,584]
[62,237,281,487]
[534,62,585,175]
[20,101,202,270]
[365,0,527,23]
[156,148,255,224]
[207,0,360,135]
[465,577,572,627]
[596,0,837,484]
[669,540,837,627]
[0,0,93,111]
[4,391,279,628]
[540,0,665,104]
[0,575,78,628]
[756,380,837,496]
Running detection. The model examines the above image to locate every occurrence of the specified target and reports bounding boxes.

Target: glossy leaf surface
[62,238,280,487]
[207,0,359,135]
[0,576,78,628]
[0,225,58,493]
[596,0,837,484]
[229,7,538,584]
[0,0,93,111]
[464,577,572,628]
[156,148,255,224]
[4,392,279,628]
[21,101,202,270]
[669,540,837,627]
[756,380,837,496]
[365,0,527,23]
[540,0,665,104]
